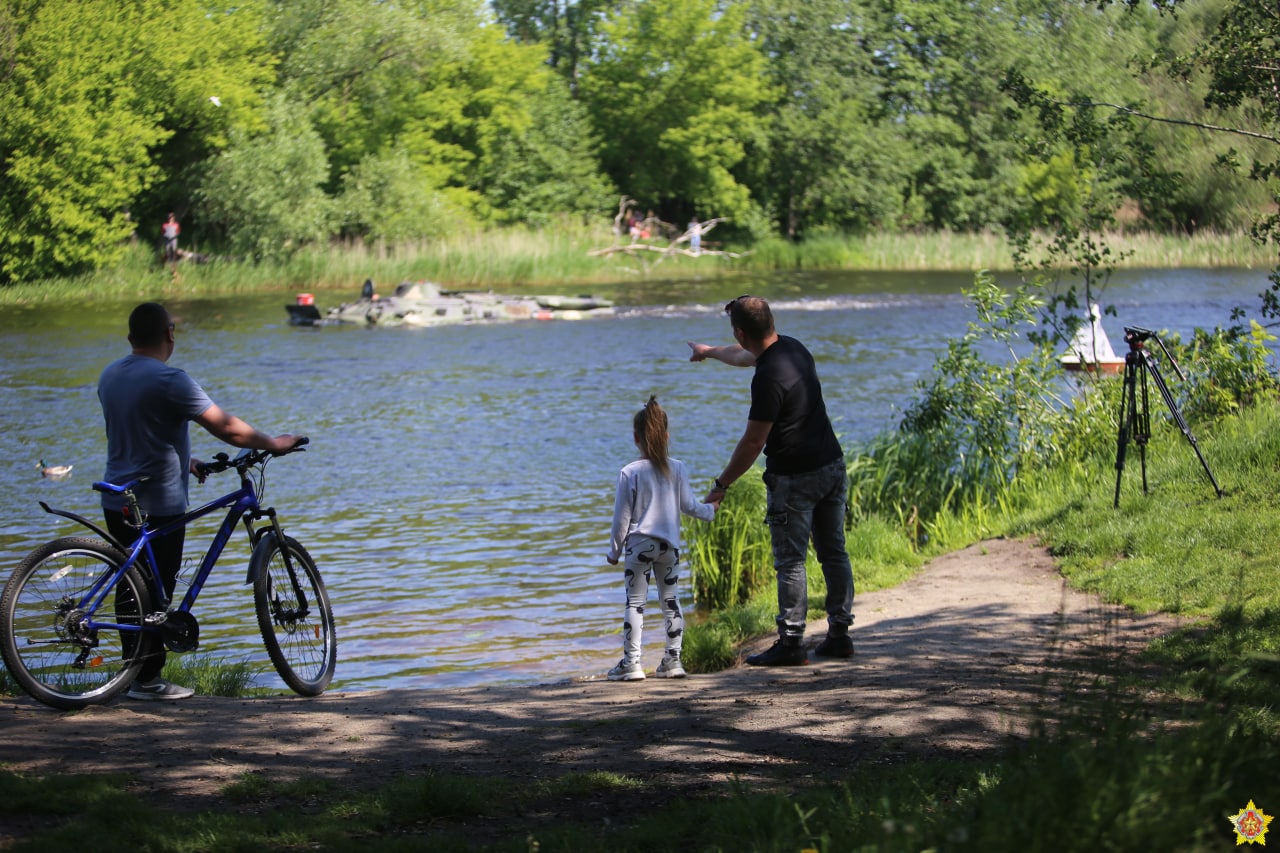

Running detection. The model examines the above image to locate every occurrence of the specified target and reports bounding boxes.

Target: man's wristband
[712,478,728,491]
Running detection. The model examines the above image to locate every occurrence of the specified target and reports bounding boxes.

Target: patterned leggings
[620,535,683,664]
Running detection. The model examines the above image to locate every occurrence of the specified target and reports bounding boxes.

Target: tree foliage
[1139,0,1280,318]
[746,0,908,237]
[266,0,612,235]
[1026,0,1280,324]
[0,0,272,281]
[0,0,1277,282]
[196,95,333,260]
[480,78,617,227]
[579,0,772,223]
[336,148,460,243]
[491,0,619,94]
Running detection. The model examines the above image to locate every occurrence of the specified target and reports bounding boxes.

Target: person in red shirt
[161,213,180,265]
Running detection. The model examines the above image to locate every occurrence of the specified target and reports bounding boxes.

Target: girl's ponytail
[634,395,670,477]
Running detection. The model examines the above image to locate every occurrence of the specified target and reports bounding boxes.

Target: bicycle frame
[0,437,330,709]
[39,468,287,640]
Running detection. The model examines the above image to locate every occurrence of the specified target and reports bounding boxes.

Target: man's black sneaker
[813,633,854,658]
[746,640,808,667]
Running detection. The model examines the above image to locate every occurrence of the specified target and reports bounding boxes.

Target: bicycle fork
[244,508,311,624]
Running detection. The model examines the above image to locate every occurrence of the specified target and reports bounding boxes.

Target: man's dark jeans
[763,458,854,642]
[104,509,185,682]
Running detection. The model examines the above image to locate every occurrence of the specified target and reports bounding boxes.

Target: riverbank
[0,227,1273,307]
[0,538,1185,849]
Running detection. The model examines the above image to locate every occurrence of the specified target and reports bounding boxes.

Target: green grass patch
[163,651,258,698]
[19,712,1265,853]
[221,771,338,804]
[949,708,1278,851]
[1013,401,1280,621]
[684,473,772,611]
[0,652,276,703]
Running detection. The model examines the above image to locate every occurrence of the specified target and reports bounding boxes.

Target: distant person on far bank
[687,295,854,665]
[161,213,180,266]
[605,396,720,681]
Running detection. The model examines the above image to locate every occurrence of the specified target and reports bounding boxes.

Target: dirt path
[0,538,1182,825]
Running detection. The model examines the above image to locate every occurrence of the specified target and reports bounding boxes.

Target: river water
[0,267,1269,691]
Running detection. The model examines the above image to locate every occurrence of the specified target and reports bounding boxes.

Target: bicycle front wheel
[249,532,336,696]
[0,536,157,710]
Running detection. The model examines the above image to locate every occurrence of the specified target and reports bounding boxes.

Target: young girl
[606,396,719,681]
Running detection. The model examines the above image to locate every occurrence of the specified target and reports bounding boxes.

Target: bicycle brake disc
[159,611,200,652]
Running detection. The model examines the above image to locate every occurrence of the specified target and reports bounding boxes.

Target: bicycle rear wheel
[0,536,157,709]
[249,532,336,696]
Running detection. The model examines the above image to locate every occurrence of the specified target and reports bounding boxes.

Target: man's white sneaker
[126,678,195,701]
[655,652,686,678]
[607,659,645,681]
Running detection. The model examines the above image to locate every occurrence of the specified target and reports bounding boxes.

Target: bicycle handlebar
[198,436,309,477]
[92,438,308,495]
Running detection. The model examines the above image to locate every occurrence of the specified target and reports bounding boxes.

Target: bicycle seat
[92,476,150,494]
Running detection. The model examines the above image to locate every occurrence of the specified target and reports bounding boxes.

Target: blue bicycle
[0,439,336,709]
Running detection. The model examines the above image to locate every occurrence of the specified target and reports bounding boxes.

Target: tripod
[1113,326,1224,508]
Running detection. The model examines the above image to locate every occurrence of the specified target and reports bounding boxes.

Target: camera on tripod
[1123,326,1157,345]
[1113,323,1223,506]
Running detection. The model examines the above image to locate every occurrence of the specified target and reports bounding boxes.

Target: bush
[1173,320,1280,422]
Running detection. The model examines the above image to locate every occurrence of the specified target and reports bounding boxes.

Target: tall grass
[683,474,772,610]
[163,651,257,697]
[2,227,1273,306]
[845,430,975,535]
[680,456,944,674]
[0,651,256,703]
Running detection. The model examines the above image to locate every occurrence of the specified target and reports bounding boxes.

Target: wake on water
[613,292,951,321]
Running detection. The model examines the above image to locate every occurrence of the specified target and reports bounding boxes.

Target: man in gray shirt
[99,302,301,700]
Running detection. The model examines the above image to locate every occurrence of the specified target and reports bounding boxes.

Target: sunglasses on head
[724,294,751,313]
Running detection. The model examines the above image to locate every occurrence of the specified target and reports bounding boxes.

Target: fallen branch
[590,217,749,262]
[590,243,748,258]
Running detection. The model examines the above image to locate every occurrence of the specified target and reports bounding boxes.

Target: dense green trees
[579,0,770,225]
[0,0,1274,283]
[0,0,272,281]
[747,0,904,237]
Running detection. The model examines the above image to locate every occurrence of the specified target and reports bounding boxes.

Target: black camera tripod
[1113,326,1224,507]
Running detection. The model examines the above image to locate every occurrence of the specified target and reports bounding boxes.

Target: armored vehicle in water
[287,280,613,328]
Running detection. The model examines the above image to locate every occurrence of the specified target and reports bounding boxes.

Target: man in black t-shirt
[689,296,854,665]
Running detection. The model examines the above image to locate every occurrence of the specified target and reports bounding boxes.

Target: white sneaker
[607,658,645,681]
[126,677,195,701]
[655,651,686,678]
